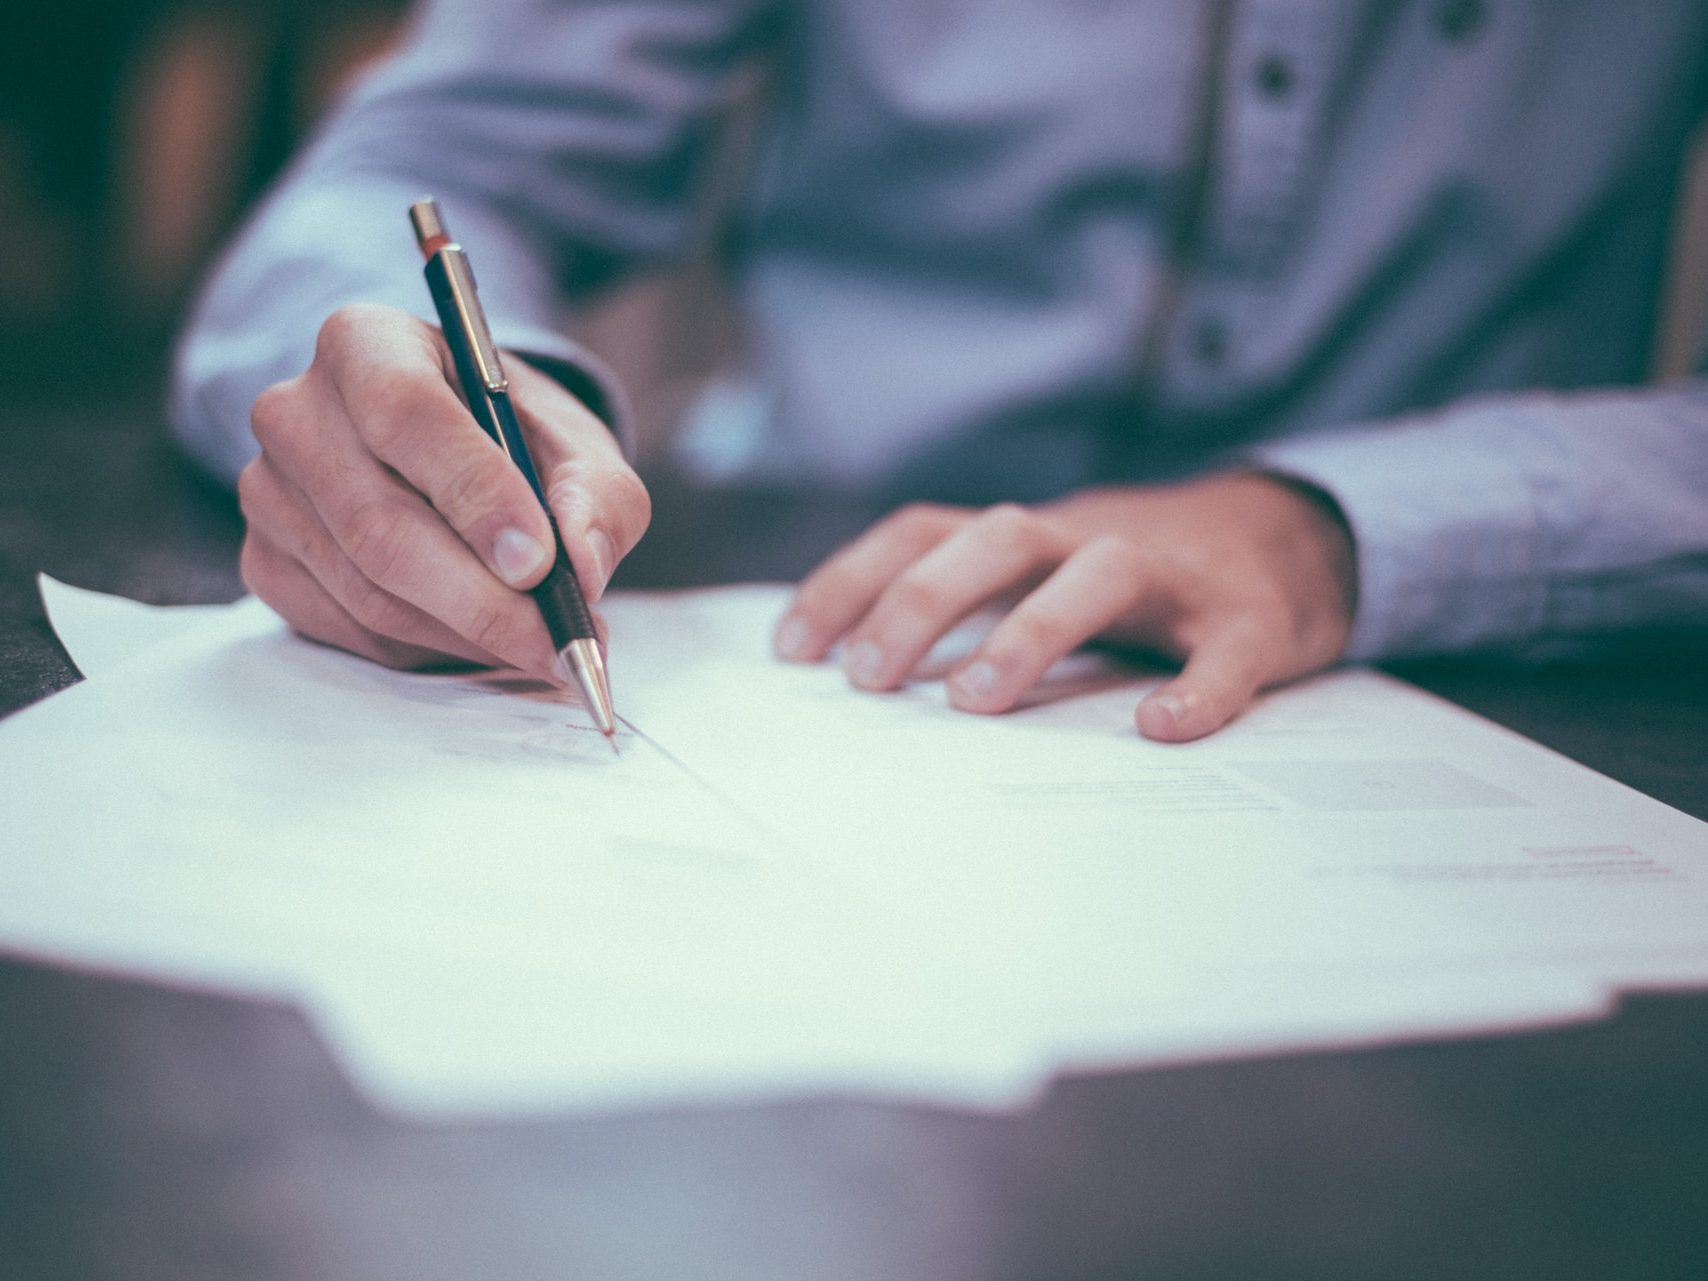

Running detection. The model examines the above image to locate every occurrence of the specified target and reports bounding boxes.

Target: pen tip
[606,731,620,757]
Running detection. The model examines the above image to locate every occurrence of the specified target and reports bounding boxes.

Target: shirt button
[1254,54,1294,100]
[1191,317,1229,366]
[1436,0,1486,43]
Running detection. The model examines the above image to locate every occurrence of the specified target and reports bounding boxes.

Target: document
[2,578,1703,1117]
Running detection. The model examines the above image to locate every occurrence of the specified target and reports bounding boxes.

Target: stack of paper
[1,578,1703,1117]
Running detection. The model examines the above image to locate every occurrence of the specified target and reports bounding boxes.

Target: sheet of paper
[611,589,1708,1078]
[5,579,1705,1118]
[40,575,230,676]
[20,584,1040,1112]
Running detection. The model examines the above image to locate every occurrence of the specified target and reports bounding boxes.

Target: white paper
[6,577,1705,1118]
[40,576,229,677]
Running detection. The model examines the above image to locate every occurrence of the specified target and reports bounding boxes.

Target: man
[172,0,1708,741]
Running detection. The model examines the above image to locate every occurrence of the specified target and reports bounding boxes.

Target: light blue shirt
[171,0,1708,662]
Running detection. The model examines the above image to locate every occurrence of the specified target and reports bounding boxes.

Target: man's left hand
[772,472,1358,741]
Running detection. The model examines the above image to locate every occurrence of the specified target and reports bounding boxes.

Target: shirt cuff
[1248,408,1547,661]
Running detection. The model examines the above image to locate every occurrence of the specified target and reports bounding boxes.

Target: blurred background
[0,0,741,467]
[0,0,411,410]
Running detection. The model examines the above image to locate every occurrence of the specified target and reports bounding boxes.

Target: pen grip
[531,534,598,647]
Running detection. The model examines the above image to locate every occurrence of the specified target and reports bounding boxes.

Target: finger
[1134,617,1274,742]
[773,503,967,663]
[241,532,471,671]
[239,456,510,671]
[840,504,1066,691]
[510,355,652,604]
[947,536,1155,713]
[315,307,561,592]
[259,379,561,681]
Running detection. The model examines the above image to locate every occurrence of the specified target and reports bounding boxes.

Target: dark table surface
[2,394,1706,1281]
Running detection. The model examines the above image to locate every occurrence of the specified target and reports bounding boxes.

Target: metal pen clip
[409,198,508,393]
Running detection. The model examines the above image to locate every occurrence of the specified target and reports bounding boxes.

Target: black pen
[408,198,617,747]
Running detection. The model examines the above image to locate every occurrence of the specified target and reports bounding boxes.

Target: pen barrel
[421,245,599,649]
[531,533,599,647]
[425,255,504,439]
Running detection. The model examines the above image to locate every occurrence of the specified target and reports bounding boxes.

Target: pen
[408,198,617,747]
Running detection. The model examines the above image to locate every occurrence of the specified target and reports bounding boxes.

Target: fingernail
[493,527,548,586]
[586,528,616,597]
[951,660,1003,706]
[845,640,886,687]
[1146,691,1187,728]
[774,615,814,661]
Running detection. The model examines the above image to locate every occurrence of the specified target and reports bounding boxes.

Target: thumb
[1135,623,1273,742]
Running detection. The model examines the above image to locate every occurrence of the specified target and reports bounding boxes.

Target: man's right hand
[237,304,650,680]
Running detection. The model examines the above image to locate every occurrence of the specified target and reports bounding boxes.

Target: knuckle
[548,460,653,543]
[313,307,358,362]
[788,570,846,620]
[609,467,653,541]
[542,455,582,505]
[1227,596,1288,641]
[248,381,298,451]
[341,502,417,586]
[892,502,957,541]
[436,454,511,525]
[543,478,579,522]
[800,538,871,596]
[1084,535,1150,584]
[999,608,1065,657]
[461,601,523,657]
[543,459,595,520]
[343,580,416,642]
[315,303,383,361]
[361,383,435,457]
[886,571,952,621]
[975,502,1040,552]
[234,460,265,521]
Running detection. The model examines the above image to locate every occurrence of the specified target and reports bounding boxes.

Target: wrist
[1242,469,1359,650]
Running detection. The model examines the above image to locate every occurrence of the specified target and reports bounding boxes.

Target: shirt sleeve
[169,0,777,484]
[1250,379,1708,661]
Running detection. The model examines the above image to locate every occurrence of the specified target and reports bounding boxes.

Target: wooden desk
[2,399,1705,1281]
